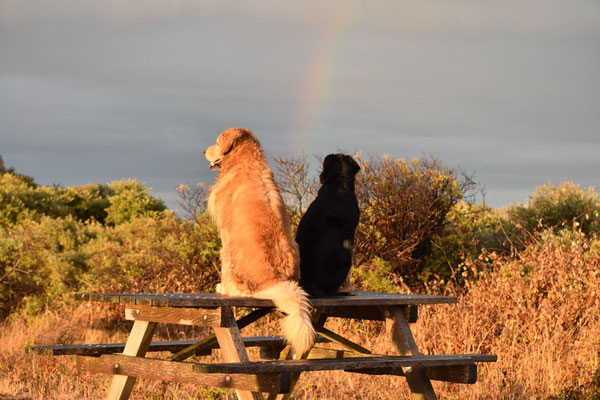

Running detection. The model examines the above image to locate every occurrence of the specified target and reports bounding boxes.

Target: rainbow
[291,9,358,155]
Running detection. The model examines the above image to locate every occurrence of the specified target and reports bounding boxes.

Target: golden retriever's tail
[254,281,316,357]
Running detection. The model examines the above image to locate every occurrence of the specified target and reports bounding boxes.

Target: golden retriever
[204,128,315,356]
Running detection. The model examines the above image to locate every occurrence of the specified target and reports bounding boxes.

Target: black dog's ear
[320,154,342,184]
[345,155,360,174]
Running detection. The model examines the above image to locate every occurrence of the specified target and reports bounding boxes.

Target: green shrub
[424,181,600,284]
[0,216,98,318]
[0,170,164,227]
[506,180,600,238]
[352,257,397,293]
[423,202,505,282]
[58,183,112,223]
[0,211,221,319]
[83,211,220,294]
[104,179,166,225]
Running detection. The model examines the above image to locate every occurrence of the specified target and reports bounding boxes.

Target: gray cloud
[1,0,599,209]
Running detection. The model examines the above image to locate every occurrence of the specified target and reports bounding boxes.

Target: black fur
[296,154,360,297]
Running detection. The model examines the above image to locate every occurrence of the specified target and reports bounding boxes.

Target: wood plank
[125,305,223,326]
[169,336,218,362]
[213,307,264,400]
[28,340,208,357]
[314,325,371,355]
[106,320,157,400]
[297,348,495,365]
[319,305,385,321]
[347,364,478,384]
[427,364,476,384]
[384,305,437,400]
[229,307,275,329]
[320,304,418,323]
[192,354,480,374]
[168,307,274,362]
[302,348,495,384]
[306,347,378,360]
[74,291,457,308]
[268,313,328,400]
[77,355,291,394]
[40,303,426,349]
[29,335,332,358]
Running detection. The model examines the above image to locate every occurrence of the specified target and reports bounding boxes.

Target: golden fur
[205,128,315,355]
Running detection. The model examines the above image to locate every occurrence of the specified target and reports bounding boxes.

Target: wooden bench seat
[192,353,497,374]
[74,291,457,308]
[76,352,497,393]
[28,335,331,357]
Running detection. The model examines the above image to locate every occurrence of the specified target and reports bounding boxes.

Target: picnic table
[30,291,496,400]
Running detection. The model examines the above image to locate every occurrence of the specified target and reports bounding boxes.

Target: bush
[83,211,220,294]
[506,181,600,238]
[272,154,475,287]
[0,211,221,319]
[57,183,112,223]
[424,181,600,285]
[423,202,506,283]
[423,227,600,397]
[350,256,398,293]
[104,179,166,225]
[0,216,98,318]
[0,169,165,227]
[0,173,48,226]
[352,155,472,285]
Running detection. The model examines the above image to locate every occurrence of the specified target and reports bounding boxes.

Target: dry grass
[2,231,599,399]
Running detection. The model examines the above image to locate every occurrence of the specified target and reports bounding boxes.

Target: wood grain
[106,320,157,400]
[314,325,372,355]
[192,354,480,374]
[28,336,332,358]
[319,304,418,322]
[125,305,223,326]
[347,364,478,384]
[267,313,328,400]
[166,307,273,362]
[77,355,291,393]
[74,291,457,308]
[213,307,264,400]
[384,305,437,400]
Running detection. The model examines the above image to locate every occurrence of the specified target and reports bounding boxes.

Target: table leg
[213,307,264,400]
[267,313,327,400]
[383,306,437,400]
[106,320,158,400]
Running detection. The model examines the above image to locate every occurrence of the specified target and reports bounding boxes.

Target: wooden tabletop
[74,291,457,308]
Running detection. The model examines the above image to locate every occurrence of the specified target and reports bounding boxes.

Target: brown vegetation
[1,155,599,399]
[2,228,598,399]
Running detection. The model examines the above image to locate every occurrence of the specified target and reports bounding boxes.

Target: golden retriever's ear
[219,128,249,154]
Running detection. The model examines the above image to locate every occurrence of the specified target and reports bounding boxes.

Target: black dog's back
[296,154,360,297]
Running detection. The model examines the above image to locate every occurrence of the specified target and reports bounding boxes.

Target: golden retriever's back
[205,128,315,356]
[207,130,299,293]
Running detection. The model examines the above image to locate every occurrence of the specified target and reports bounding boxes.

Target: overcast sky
[1,0,599,209]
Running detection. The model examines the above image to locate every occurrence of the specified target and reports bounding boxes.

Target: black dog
[296,154,360,297]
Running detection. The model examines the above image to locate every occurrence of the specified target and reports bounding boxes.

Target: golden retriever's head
[204,128,259,170]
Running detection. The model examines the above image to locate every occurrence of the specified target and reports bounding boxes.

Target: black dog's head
[320,154,360,185]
